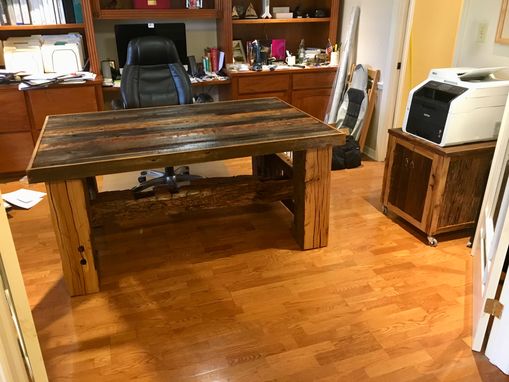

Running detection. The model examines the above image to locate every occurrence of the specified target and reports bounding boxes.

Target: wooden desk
[27,98,344,296]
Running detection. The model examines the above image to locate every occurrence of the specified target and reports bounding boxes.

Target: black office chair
[119,36,198,193]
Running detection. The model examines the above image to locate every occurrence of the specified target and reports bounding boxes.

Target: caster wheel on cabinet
[382,206,388,215]
[427,236,438,247]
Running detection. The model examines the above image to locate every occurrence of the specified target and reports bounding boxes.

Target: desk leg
[292,146,332,250]
[46,179,99,296]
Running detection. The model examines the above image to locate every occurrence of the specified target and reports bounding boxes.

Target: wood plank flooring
[3,159,509,381]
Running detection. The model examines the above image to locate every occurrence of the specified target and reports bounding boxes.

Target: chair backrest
[120,36,193,109]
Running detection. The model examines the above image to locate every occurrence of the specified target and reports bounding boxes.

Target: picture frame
[232,40,246,63]
[496,0,509,44]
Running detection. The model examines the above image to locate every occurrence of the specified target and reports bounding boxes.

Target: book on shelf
[0,0,9,24]
[0,0,80,25]
[19,0,30,24]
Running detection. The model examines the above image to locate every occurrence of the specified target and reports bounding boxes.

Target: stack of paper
[2,188,46,209]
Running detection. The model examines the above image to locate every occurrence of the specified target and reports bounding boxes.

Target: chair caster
[176,166,190,176]
[382,206,388,215]
[138,176,146,183]
[427,236,438,247]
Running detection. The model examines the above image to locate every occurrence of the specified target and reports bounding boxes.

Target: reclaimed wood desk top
[27,98,343,183]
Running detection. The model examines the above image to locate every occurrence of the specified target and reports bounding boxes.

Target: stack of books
[202,47,225,74]
[0,0,82,26]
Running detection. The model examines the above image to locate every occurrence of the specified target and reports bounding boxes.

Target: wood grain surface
[27,98,343,183]
[5,159,509,381]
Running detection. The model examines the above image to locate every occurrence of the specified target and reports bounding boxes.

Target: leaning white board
[324,6,360,124]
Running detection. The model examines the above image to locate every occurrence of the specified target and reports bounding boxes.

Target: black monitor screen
[114,23,187,67]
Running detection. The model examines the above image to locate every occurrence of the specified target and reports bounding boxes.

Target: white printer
[403,67,509,146]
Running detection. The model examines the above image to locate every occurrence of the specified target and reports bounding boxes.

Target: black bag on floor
[331,135,361,170]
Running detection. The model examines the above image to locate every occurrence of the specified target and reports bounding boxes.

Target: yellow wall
[396,0,464,127]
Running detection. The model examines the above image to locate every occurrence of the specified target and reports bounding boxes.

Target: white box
[41,34,84,73]
[272,6,289,13]
[274,12,293,19]
[3,36,44,74]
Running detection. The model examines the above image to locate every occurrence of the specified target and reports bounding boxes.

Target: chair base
[132,166,201,193]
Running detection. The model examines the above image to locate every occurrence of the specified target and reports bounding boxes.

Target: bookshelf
[0,0,102,178]
[0,23,85,30]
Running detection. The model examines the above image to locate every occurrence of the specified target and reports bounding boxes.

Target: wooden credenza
[229,67,336,120]
[381,128,496,246]
[0,82,103,178]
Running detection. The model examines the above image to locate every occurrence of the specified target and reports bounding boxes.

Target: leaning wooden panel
[293,146,333,249]
[46,179,98,296]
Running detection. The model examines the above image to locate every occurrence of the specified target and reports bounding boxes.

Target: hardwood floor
[3,159,509,381]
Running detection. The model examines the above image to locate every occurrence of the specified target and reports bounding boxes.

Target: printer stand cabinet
[381,129,495,246]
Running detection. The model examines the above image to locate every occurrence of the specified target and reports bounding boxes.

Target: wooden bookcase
[218,0,340,64]
[0,0,102,178]
[381,129,496,246]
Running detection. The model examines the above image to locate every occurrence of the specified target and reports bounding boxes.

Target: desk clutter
[3,33,85,74]
[230,37,339,72]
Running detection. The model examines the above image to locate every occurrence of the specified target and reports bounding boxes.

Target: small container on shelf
[133,0,170,9]
[186,0,203,9]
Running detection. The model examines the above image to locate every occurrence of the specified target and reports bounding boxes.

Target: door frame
[373,0,413,161]
[0,193,48,381]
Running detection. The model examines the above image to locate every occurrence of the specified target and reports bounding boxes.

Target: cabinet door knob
[410,160,415,169]
[404,157,409,168]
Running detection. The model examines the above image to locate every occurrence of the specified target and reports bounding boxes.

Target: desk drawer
[293,71,335,90]
[237,74,290,94]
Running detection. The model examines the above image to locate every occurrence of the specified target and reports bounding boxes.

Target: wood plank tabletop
[27,98,343,183]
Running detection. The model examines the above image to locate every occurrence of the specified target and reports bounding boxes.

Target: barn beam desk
[27,98,344,296]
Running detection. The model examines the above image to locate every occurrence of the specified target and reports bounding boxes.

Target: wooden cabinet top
[228,66,337,77]
[389,128,496,156]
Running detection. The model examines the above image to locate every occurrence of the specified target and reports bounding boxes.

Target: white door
[471,95,509,352]
[0,194,48,381]
[485,209,509,374]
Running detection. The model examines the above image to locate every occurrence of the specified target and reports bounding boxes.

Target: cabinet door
[292,89,332,120]
[0,132,34,175]
[27,86,99,132]
[388,142,433,226]
[0,88,31,133]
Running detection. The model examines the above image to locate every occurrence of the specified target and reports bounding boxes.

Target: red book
[210,47,219,72]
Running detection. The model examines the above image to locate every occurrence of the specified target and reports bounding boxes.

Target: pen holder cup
[330,51,340,66]
[285,56,296,66]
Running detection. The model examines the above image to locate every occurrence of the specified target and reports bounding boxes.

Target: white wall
[340,0,408,160]
[93,20,217,66]
[454,0,509,67]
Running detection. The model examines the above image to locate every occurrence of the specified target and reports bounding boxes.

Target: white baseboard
[362,145,378,160]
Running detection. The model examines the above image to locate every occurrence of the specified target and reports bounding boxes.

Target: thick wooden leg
[292,146,332,250]
[46,179,99,296]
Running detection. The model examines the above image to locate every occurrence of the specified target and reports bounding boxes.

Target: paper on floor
[2,189,46,209]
